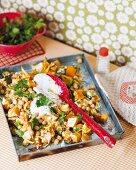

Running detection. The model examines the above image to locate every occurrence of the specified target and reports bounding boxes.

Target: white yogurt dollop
[30,73,62,117]
[30,97,51,118]
[33,73,62,103]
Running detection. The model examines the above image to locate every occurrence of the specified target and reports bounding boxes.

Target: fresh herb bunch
[0,13,45,45]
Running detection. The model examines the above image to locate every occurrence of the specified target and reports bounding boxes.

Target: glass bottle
[96,47,110,74]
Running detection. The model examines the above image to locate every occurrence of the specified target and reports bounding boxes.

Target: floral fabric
[0,0,136,65]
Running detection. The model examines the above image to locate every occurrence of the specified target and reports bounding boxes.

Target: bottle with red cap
[96,47,110,74]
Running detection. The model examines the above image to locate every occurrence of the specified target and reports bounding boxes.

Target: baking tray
[0,53,124,161]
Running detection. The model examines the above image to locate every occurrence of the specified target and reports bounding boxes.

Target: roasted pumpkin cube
[81,133,90,141]
[50,65,57,72]
[2,98,11,110]
[62,130,72,142]
[28,79,35,88]
[101,112,108,123]
[82,123,91,134]
[8,106,20,117]
[70,132,81,143]
[43,61,49,68]
[66,66,76,77]
[74,90,85,100]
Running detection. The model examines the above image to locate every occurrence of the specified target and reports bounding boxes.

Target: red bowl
[0,12,46,57]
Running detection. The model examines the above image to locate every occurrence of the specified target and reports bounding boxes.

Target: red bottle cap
[99,47,109,57]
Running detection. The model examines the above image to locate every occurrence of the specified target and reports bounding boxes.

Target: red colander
[0,12,46,57]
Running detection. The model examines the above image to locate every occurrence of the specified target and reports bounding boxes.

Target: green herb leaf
[31,117,39,129]
[15,90,34,100]
[67,80,74,88]
[14,120,21,128]
[48,101,55,106]
[0,14,45,45]
[59,117,65,124]
[15,129,24,138]
[58,111,66,116]
[12,27,19,34]
[77,114,82,122]
[0,97,2,102]
[74,128,82,132]
[15,90,24,97]
[58,112,66,124]
[39,125,43,130]
[11,79,28,90]
[36,94,49,107]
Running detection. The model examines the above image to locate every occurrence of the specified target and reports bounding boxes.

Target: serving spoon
[48,74,116,148]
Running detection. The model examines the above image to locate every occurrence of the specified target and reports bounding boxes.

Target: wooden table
[0,36,135,170]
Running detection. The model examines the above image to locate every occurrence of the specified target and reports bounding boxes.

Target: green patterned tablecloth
[0,0,136,65]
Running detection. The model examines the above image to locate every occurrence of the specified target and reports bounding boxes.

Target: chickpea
[1,89,5,94]
[86,107,90,111]
[18,100,25,106]
[82,106,86,110]
[28,88,33,93]
[60,104,70,112]
[90,85,96,90]
[34,126,39,131]
[10,104,14,108]
[38,118,43,124]
[42,120,47,125]
[10,90,15,95]
[20,111,25,116]
[83,102,87,107]
[34,112,39,117]
[77,104,81,108]
[13,99,17,105]
[90,104,95,108]
[73,76,78,79]
[57,135,62,141]
[54,139,59,145]
[77,57,82,64]
[73,83,78,89]
[18,105,22,109]
[36,131,40,136]
[22,97,28,102]
[89,100,92,105]
[51,137,55,143]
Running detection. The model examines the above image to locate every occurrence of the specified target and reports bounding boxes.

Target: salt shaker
[96,47,110,74]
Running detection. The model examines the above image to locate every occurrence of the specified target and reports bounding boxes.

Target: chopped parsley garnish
[77,114,82,122]
[15,129,24,138]
[0,97,2,102]
[36,94,49,107]
[15,90,35,100]
[74,128,82,132]
[58,112,66,124]
[31,117,39,129]
[31,117,43,130]
[10,79,34,99]
[14,120,21,128]
[11,79,28,90]
[67,80,74,88]
[48,101,55,106]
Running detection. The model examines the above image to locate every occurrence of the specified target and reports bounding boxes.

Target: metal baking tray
[0,54,124,161]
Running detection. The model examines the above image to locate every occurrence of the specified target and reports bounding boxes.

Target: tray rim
[0,53,124,162]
